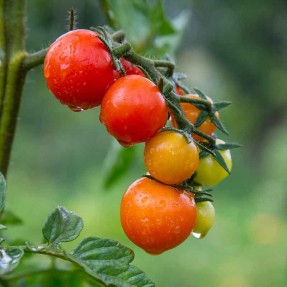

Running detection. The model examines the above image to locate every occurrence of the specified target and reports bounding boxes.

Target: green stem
[22,246,106,287]
[0,0,6,116]
[111,30,125,43]
[0,0,27,176]
[22,48,48,72]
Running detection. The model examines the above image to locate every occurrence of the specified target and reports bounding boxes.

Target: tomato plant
[195,140,232,186]
[120,177,197,255]
[144,131,199,184]
[44,29,121,111]
[0,1,239,285]
[100,75,168,146]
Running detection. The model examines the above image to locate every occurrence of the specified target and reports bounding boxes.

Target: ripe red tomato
[120,58,145,77]
[44,29,120,111]
[171,94,219,141]
[120,177,197,254]
[100,75,168,146]
[144,131,199,184]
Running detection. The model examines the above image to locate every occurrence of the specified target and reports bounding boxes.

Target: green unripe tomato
[192,201,215,239]
[194,139,232,186]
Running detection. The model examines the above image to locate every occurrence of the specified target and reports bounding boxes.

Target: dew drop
[192,231,206,239]
[69,106,84,112]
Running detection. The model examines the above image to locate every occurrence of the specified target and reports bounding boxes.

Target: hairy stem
[0,0,27,176]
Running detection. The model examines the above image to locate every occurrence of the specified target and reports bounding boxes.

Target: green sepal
[216,142,242,150]
[195,197,214,203]
[213,150,230,174]
[194,110,209,128]
[194,88,208,100]
[209,112,229,135]
[212,101,232,111]
[196,142,215,157]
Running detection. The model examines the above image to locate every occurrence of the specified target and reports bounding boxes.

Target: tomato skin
[195,140,232,186]
[44,29,120,110]
[171,94,219,141]
[192,201,215,239]
[120,177,197,254]
[120,58,145,77]
[144,131,199,184]
[100,75,168,146]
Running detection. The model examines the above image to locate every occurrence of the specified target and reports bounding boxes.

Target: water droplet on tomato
[192,231,206,239]
[69,106,84,112]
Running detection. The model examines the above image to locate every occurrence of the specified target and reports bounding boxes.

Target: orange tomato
[120,177,197,254]
[144,131,199,185]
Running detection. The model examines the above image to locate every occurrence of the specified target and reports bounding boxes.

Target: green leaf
[209,112,229,135]
[0,210,22,226]
[0,247,23,275]
[103,0,188,56]
[42,206,83,248]
[103,140,135,189]
[213,150,230,174]
[68,237,155,287]
[0,171,6,216]
[196,142,215,157]
[212,101,232,111]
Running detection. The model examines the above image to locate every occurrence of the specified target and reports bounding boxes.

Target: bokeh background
[4,0,287,286]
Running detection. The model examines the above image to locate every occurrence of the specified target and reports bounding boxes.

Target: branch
[22,48,48,71]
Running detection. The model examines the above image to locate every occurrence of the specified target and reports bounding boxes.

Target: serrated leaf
[194,111,209,128]
[0,247,23,275]
[103,140,136,189]
[42,206,83,248]
[209,113,229,135]
[216,142,242,150]
[213,150,230,174]
[212,101,232,111]
[0,210,22,226]
[68,237,155,287]
[0,171,6,216]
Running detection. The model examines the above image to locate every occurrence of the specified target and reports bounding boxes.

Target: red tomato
[120,177,197,254]
[44,29,120,110]
[100,75,168,146]
[120,58,145,77]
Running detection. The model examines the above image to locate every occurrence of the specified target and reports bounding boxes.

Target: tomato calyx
[142,174,213,203]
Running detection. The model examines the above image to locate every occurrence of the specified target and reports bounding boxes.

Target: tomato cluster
[44,29,234,255]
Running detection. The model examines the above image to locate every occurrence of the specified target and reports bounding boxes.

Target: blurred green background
[4,0,287,286]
